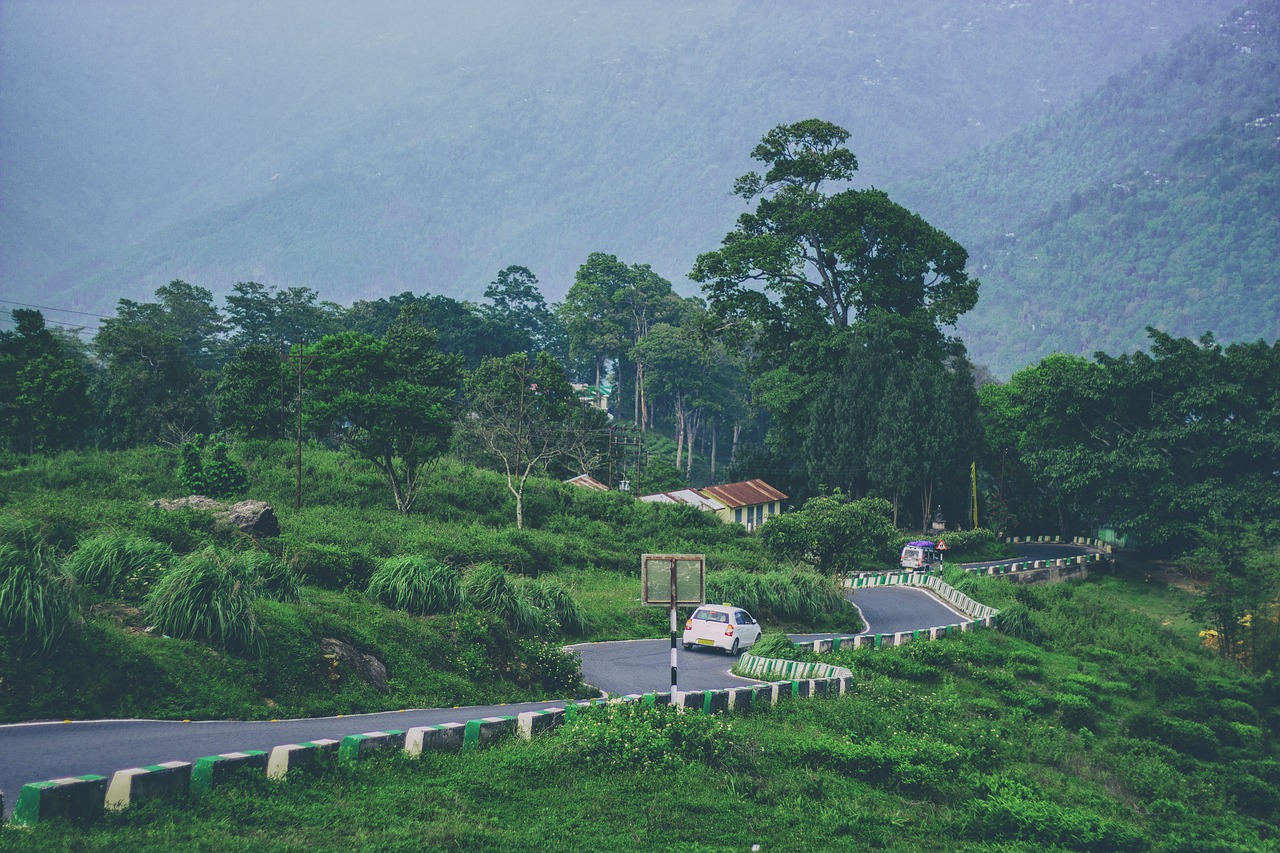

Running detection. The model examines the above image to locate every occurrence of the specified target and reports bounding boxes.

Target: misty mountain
[899,3,1280,376]
[1,0,1236,337]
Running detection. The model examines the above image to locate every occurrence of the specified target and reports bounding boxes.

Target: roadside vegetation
[0,442,863,723]
[4,566,1275,852]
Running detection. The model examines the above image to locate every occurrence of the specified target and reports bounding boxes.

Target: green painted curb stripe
[463,720,481,750]
[703,692,713,713]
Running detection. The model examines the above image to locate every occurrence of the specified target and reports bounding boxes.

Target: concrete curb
[11,775,107,827]
[267,739,340,780]
[105,761,192,811]
[191,751,269,796]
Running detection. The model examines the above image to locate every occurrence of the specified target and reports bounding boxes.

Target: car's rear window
[693,609,729,623]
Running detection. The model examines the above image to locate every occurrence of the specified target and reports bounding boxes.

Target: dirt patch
[1113,551,1201,593]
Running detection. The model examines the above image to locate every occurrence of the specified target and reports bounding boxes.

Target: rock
[151,496,280,538]
[320,638,389,694]
[223,501,280,538]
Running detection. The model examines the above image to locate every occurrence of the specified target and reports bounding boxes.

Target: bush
[237,549,301,603]
[519,578,587,636]
[706,568,847,624]
[144,547,264,654]
[366,555,462,616]
[464,562,543,633]
[65,532,173,598]
[996,603,1044,643]
[0,533,78,655]
[747,631,816,661]
[566,701,734,769]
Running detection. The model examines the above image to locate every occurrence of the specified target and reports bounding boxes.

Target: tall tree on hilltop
[691,118,978,367]
[692,119,983,503]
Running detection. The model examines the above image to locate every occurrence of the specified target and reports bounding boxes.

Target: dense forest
[903,3,1280,375]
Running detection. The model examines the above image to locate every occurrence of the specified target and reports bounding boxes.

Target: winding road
[0,544,1092,816]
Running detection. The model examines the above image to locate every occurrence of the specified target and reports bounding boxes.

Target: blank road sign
[641,554,705,606]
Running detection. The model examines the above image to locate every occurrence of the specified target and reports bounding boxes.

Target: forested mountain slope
[899,4,1280,376]
[0,1,1232,317]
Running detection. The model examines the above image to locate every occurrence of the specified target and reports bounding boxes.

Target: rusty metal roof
[697,479,787,509]
[565,474,610,492]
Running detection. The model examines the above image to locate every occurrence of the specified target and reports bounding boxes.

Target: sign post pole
[641,554,706,702]
[670,559,678,695]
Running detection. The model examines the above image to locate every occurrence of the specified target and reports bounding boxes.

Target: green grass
[5,570,1275,851]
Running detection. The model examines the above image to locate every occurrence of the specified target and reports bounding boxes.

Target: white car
[682,604,761,655]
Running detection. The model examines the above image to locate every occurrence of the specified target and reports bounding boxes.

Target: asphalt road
[0,543,1085,816]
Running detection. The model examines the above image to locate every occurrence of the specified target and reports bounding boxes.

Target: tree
[226,282,340,348]
[633,322,708,474]
[346,291,525,368]
[306,321,461,513]
[692,120,984,503]
[215,344,292,439]
[93,313,210,448]
[691,119,978,366]
[0,310,92,454]
[559,252,630,391]
[114,280,226,363]
[457,352,582,529]
[483,266,558,355]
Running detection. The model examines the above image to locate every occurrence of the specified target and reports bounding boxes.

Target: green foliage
[365,555,462,616]
[747,631,816,662]
[177,436,248,498]
[462,563,543,634]
[518,577,587,636]
[64,531,173,598]
[306,322,461,513]
[759,491,899,574]
[567,701,735,770]
[236,549,301,603]
[0,516,77,655]
[143,547,264,654]
[963,775,1145,851]
[705,569,856,630]
[0,309,92,454]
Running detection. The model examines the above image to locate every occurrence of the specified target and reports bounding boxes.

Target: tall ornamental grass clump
[64,532,173,598]
[707,569,845,622]
[515,576,587,636]
[144,547,263,654]
[463,562,543,633]
[366,555,462,615]
[0,515,78,654]
[238,549,302,603]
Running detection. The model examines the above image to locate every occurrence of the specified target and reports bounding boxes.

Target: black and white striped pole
[670,557,679,696]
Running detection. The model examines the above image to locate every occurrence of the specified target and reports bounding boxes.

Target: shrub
[747,631,815,661]
[237,549,301,603]
[996,603,1043,643]
[366,555,462,616]
[0,535,78,655]
[567,701,734,769]
[144,547,263,654]
[65,532,173,598]
[519,578,587,636]
[464,562,543,633]
[178,437,248,498]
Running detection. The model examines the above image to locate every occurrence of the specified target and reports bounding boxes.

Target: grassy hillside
[5,566,1275,850]
[0,443,858,723]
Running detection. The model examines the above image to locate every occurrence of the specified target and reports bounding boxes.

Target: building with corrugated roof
[637,479,787,531]
[564,474,610,491]
[697,479,787,530]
